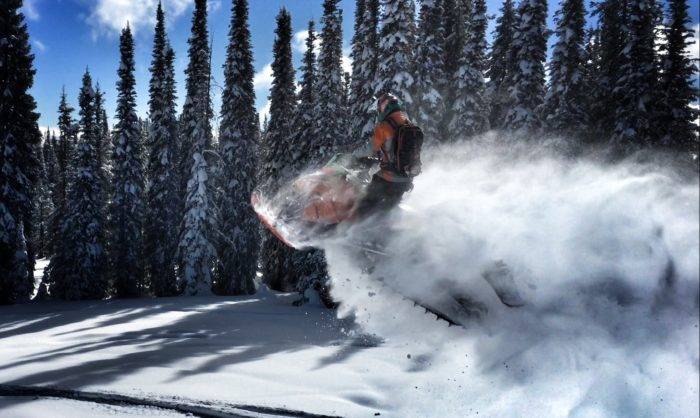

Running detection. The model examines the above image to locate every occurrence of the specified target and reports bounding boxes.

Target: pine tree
[146,3,180,297]
[376,0,416,110]
[109,25,146,297]
[49,70,108,300]
[349,0,381,149]
[289,21,332,305]
[178,0,216,295]
[487,0,517,129]
[612,0,661,151]
[659,0,698,151]
[47,90,77,259]
[414,0,446,142]
[0,2,42,304]
[580,27,602,139]
[590,0,628,139]
[441,0,468,135]
[215,0,259,295]
[35,132,55,258]
[260,9,298,291]
[503,0,549,132]
[315,0,346,151]
[449,0,490,139]
[543,0,587,135]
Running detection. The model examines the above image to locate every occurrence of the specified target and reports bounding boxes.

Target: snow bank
[322,133,699,417]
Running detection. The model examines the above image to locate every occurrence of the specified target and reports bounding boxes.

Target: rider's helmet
[376,92,404,122]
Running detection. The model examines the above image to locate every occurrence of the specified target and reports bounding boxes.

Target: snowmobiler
[352,93,424,219]
[251,92,424,248]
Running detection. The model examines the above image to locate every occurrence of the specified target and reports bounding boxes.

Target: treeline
[1,0,697,305]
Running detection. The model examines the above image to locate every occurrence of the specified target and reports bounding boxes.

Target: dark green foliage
[261,9,298,291]
[146,3,181,296]
[487,0,517,129]
[109,25,146,297]
[659,0,699,151]
[215,0,259,295]
[0,1,42,304]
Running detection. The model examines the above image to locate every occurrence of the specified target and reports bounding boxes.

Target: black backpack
[386,118,424,177]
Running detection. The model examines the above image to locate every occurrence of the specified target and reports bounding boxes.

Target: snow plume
[321,134,699,416]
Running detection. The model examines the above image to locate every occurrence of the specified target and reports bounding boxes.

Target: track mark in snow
[0,385,341,418]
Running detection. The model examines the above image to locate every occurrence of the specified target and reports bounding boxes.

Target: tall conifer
[215,0,259,295]
[376,0,416,109]
[612,0,662,151]
[503,0,549,132]
[315,0,346,150]
[487,0,517,129]
[49,71,108,300]
[110,25,146,297]
[449,0,490,138]
[260,9,297,291]
[0,2,42,303]
[543,0,587,135]
[415,0,446,142]
[146,2,180,296]
[659,0,698,150]
[178,0,216,295]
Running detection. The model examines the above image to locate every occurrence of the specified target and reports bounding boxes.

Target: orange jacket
[371,111,411,182]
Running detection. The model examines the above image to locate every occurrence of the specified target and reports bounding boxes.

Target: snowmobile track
[0,384,342,418]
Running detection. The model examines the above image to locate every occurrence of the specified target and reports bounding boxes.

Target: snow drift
[319,133,699,416]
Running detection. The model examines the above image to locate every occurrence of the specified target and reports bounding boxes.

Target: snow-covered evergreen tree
[449,0,490,139]
[590,0,628,138]
[543,0,587,135]
[178,0,216,295]
[612,0,661,151]
[49,70,108,300]
[0,1,42,304]
[260,9,298,291]
[109,25,146,297]
[349,0,380,149]
[215,0,259,296]
[47,90,77,256]
[376,0,416,110]
[487,0,517,129]
[35,132,55,258]
[440,0,468,135]
[289,20,332,305]
[659,0,698,151]
[414,0,446,142]
[146,3,180,297]
[292,21,320,172]
[503,0,549,132]
[315,0,346,151]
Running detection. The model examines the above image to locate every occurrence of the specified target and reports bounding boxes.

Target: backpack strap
[384,114,400,131]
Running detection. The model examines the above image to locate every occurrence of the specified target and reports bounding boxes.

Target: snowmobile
[251,153,374,250]
[252,154,525,327]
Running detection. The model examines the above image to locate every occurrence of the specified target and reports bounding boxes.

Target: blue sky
[21,0,700,133]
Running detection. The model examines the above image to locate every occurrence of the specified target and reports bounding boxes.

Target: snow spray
[317,133,699,416]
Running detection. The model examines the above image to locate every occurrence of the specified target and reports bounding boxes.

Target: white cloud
[22,0,40,21]
[292,29,321,54]
[87,0,220,38]
[33,39,46,53]
[687,24,699,61]
[292,29,353,75]
[39,126,58,138]
[253,62,274,91]
[341,46,353,75]
[258,100,271,127]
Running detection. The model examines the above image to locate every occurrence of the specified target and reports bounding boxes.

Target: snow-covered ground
[1,286,698,417]
[0,396,189,418]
